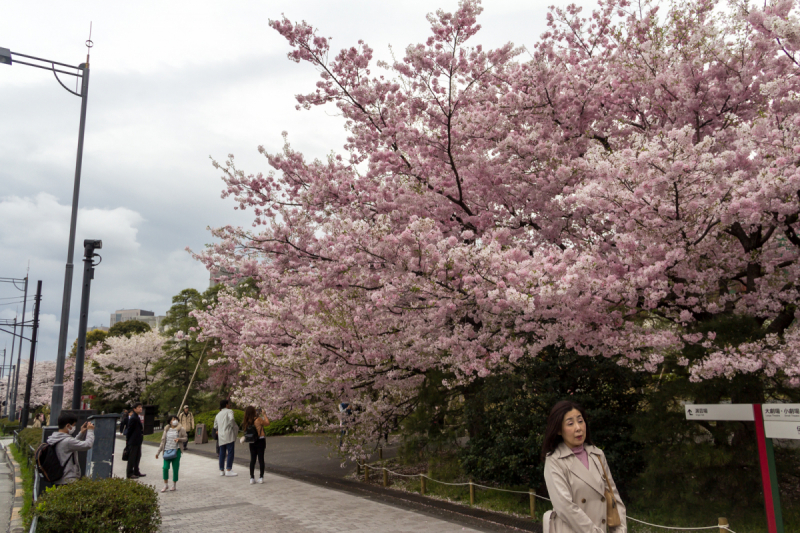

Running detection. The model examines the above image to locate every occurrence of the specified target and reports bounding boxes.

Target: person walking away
[240,406,270,484]
[126,403,146,479]
[32,414,43,428]
[214,399,239,476]
[45,414,95,484]
[156,416,187,492]
[541,400,627,533]
[119,409,129,435]
[179,405,195,451]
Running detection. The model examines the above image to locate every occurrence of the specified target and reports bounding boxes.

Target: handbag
[600,458,622,527]
[121,445,130,461]
[163,448,178,460]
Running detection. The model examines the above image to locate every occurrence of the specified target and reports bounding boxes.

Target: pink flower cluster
[193,0,800,454]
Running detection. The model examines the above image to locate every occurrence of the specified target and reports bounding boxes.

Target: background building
[110,309,166,332]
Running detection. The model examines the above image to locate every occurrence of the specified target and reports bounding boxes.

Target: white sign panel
[762,404,800,423]
[764,421,800,440]
[684,404,754,421]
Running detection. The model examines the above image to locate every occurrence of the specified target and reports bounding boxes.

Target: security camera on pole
[72,240,102,407]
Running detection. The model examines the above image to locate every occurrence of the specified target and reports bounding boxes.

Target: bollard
[383,467,388,487]
[364,464,369,483]
[420,474,426,495]
[529,489,536,519]
[718,517,729,533]
[469,479,475,506]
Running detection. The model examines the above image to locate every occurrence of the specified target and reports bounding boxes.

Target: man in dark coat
[125,403,145,479]
[119,409,129,435]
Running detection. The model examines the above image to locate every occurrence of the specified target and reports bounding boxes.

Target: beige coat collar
[553,442,605,496]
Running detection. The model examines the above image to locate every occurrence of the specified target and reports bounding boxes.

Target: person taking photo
[45,414,95,485]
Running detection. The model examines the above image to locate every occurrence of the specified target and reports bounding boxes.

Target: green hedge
[18,427,43,454]
[35,477,161,533]
[194,409,244,435]
[263,414,309,436]
[0,418,20,435]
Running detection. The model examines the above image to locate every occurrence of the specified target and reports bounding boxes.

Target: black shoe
[128,475,140,479]
[136,473,146,477]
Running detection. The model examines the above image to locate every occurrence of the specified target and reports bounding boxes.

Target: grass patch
[9,443,35,530]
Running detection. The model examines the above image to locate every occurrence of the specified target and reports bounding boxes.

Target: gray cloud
[1,0,594,363]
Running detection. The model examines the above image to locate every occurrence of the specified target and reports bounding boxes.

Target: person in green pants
[156,416,188,492]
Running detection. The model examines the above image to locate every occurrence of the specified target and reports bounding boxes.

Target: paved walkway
[114,446,488,533]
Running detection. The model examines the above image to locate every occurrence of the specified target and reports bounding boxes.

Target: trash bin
[143,405,158,436]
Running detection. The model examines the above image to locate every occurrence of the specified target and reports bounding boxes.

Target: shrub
[263,414,309,436]
[0,418,20,435]
[18,427,43,454]
[34,477,161,533]
[194,409,244,435]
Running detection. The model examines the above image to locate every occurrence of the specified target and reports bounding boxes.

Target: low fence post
[529,489,536,519]
[383,467,388,487]
[420,474,426,495]
[469,479,475,506]
[364,464,369,483]
[719,517,729,533]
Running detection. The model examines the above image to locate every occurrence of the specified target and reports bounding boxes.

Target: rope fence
[357,461,738,533]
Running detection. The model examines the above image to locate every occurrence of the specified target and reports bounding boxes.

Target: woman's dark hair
[540,400,592,461]
[243,406,257,430]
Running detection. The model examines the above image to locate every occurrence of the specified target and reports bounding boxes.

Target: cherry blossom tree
[193,0,800,453]
[10,359,75,411]
[87,330,166,405]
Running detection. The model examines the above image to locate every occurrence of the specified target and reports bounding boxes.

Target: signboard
[684,403,754,421]
[764,422,800,440]
[762,404,800,440]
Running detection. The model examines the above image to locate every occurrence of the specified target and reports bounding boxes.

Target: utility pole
[10,277,28,422]
[20,280,42,428]
[72,241,101,409]
[0,348,5,417]
[5,319,15,418]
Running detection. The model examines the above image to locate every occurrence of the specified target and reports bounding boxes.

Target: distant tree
[107,320,151,339]
[69,329,108,359]
[150,289,210,413]
[87,330,165,405]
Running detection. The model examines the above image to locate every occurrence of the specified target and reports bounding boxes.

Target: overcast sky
[0,0,594,364]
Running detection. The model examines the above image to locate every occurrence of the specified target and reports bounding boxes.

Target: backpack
[35,439,74,483]
[244,424,258,443]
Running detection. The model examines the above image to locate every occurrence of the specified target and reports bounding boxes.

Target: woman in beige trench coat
[542,400,627,533]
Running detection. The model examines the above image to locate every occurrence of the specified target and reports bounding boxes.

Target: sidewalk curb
[134,437,541,533]
[2,444,25,533]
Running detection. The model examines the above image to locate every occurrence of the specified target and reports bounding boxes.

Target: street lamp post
[1,39,93,423]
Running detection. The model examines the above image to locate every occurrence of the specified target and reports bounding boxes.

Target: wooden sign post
[686,404,800,533]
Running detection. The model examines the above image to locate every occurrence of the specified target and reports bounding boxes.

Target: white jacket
[213,408,239,445]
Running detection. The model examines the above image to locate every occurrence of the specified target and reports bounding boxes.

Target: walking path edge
[137,437,542,533]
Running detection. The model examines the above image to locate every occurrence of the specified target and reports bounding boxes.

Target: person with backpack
[213,399,239,476]
[41,414,95,485]
[155,415,187,492]
[240,406,270,484]
[126,403,145,479]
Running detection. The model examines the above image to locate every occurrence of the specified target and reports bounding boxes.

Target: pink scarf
[571,444,589,470]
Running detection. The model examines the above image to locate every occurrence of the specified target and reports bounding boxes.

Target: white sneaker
[250,478,255,484]
[225,471,238,477]
[257,477,264,484]
[219,471,225,476]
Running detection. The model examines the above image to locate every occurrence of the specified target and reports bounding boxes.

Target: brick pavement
[114,446,489,533]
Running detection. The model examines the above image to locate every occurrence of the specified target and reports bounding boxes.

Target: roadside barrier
[358,462,738,533]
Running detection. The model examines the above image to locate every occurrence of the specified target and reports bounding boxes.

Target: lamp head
[0,48,11,66]
[84,239,102,250]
